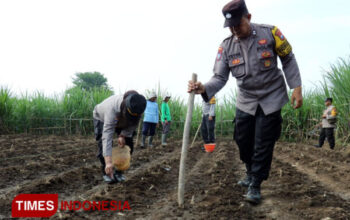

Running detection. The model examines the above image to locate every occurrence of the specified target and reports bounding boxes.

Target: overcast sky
[1,0,349,99]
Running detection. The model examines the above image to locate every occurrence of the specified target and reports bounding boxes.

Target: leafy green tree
[72,72,111,91]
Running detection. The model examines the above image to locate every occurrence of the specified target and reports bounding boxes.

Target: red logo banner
[12,194,58,218]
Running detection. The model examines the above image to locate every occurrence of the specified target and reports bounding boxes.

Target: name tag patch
[232,58,241,65]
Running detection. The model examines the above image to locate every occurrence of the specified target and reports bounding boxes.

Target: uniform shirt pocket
[258,49,276,71]
[229,57,246,79]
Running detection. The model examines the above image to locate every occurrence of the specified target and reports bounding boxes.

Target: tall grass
[1,56,350,144]
[0,87,14,133]
[322,57,350,142]
[0,87,112,134]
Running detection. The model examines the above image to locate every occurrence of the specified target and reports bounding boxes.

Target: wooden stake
[178,73,197,207]
[190,121,202,149]
[135,119,142,147]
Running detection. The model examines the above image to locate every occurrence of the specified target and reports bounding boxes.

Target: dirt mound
[0,135,349,219]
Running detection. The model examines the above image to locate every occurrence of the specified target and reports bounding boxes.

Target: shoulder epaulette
[222,34,234,43]
[256,23,274,29]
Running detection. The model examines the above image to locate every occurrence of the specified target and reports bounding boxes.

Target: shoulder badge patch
[272,26,292,57]
[209,97,216,104]
[331,107,337,116]
[216,47,223,61]
[275,29,285,40]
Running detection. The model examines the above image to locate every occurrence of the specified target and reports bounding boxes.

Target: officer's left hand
[291,86,303,109]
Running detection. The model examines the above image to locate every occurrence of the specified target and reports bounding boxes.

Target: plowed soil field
[0,134,350,219]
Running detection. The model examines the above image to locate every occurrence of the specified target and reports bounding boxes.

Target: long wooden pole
[178,73,197,207]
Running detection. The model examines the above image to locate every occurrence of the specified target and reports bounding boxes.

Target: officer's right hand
[105,162,114,178]
[118,136,126,147]
[188,80,205,94]
[291,86,303,109]
[104,156,114,178]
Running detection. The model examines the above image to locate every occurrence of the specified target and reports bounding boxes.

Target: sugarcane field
[1,0,350,219]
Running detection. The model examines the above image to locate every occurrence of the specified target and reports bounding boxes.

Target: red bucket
[204,143,216,152]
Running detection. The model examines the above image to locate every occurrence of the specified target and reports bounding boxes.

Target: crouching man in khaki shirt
[93,91,146,183]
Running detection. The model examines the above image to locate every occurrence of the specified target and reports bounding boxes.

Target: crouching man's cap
[125,93,146,120]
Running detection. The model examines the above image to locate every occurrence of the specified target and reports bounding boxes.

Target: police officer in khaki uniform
[315,98,337,149]
[188,0,303,204]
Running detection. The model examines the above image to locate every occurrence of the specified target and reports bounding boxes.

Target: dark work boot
[148,136,154,147]
[238,163,252,187]
[161,134,168,146]
[113,170,126,182]
[103,175,114,184]
[245,177,262,204]
[140,135,146,149]
[238,175,252,187]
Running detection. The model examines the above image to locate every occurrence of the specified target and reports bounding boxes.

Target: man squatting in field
[188,0,303,204]
[93,91,146,183]
[315,97,337,149]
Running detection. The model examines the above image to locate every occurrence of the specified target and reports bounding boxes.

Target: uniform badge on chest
[264,60,271,67]
[261,51,272,58]
[258,39,267,45]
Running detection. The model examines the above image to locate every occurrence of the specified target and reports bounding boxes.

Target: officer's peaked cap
[222,0,249,28]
